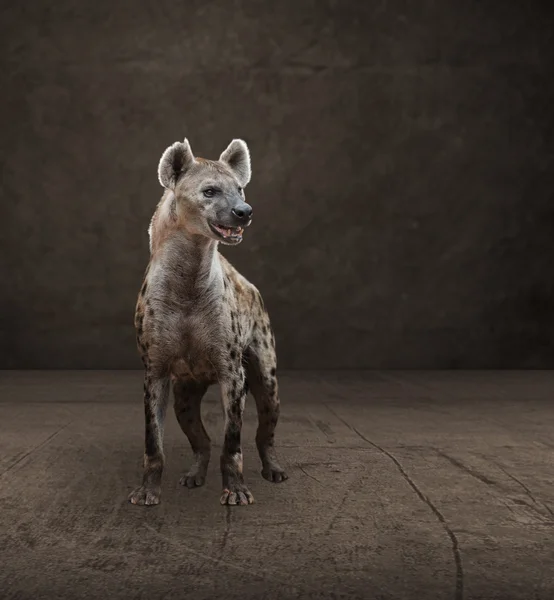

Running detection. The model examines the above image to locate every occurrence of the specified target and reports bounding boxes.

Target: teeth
[214,224,243,238]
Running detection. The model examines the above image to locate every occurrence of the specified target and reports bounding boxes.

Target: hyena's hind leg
[173,379,211,488]
[244,326,288,483]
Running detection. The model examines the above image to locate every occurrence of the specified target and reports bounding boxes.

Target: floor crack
[325,404,464,600]
[0,420,74,479]
[218,507,232,558]
[434,449,498,487]
[495,462,554,518]
[142,522,359,599]
[325,479,356,535]
[297,462,323,485]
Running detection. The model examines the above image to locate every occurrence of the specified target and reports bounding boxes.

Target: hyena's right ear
[157,138,195,189]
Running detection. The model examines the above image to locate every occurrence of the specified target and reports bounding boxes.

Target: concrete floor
[1,371,553,600]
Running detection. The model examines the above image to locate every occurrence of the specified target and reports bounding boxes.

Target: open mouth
[209,222,244,242]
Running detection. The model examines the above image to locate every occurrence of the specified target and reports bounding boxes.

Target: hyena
[128,138,288,507]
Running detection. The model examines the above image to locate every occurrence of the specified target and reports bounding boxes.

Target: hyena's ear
[219,139,251,187]
[158,138,195,189]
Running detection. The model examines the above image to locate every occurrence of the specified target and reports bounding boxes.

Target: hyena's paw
[262,463,289,483]
[128,485,161,506]
[179,466,207,489]
[220,484,255,506]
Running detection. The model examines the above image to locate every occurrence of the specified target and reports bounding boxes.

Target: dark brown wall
[1,1,553,369]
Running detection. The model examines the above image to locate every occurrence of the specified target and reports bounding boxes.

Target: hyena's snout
[231,203,253,225]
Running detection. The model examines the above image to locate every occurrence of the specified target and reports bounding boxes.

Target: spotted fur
[128,138,287,508]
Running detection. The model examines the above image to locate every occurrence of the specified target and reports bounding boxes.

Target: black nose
[232,203,253,222]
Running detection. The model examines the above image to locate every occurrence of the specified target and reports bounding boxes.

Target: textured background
[1,0,553,369]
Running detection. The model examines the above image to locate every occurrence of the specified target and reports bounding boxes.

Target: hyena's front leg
[128,372,170,506]
[219,365,254,506]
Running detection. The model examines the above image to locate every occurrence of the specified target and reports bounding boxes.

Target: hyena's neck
[163,234,222,293]
[147,197,223,302]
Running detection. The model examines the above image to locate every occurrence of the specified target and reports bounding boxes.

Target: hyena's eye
[203,187,217,198]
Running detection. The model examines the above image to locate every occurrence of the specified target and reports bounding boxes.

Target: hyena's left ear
[219,139,251,187]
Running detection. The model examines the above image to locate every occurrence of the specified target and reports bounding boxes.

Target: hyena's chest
[169,328,219,383]
[136,279,220,378]
[137,261,253,381]
[171,302,254,381]
[146,300,227,382]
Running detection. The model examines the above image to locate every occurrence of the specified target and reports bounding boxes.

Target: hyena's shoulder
[218,252,265,314]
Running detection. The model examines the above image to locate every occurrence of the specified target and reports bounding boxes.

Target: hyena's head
[157,138,252,245]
